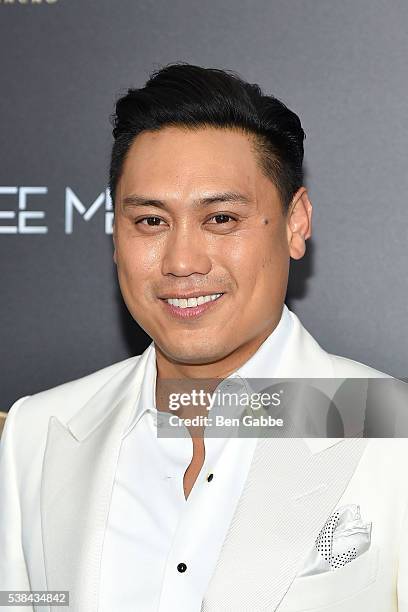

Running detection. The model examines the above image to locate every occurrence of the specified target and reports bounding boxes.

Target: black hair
[109,62,306,211]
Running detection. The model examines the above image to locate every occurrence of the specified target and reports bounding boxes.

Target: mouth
[158,292,225,320]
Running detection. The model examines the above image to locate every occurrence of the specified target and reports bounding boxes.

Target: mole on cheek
[262,218,269,225]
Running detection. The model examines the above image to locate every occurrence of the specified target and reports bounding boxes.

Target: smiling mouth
[159,292,225,319]
[162,293,224,309]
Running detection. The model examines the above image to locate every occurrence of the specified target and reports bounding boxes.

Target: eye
[135,216,165,226]
[207,214,236,224]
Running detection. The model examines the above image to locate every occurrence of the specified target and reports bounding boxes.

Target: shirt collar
[233,304,292,381]
[122,304,293,437]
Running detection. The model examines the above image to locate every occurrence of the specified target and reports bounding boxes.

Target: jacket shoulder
[285,308,392,379]
[328,353,392,378]
[6,355,142,432]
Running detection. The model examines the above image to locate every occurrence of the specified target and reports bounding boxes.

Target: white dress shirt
[99,304,293,612]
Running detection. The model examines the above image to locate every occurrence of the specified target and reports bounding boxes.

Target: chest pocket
[277,545,379,611]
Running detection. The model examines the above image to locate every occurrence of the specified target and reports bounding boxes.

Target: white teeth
[166,293,223,309]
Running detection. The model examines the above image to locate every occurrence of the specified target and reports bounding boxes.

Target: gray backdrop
[1,0,407,411]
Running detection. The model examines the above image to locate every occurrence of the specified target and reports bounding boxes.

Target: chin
[159,338,228,366]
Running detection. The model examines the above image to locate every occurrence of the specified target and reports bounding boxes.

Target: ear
[286,187,313,260]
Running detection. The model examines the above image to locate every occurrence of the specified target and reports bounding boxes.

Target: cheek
[117,234,161,279]
[114,243,156,309]
[262,238,289,273]
[223,227,287,282]
[258,219,289,264]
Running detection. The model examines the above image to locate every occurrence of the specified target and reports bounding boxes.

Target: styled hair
[109,62,306,211]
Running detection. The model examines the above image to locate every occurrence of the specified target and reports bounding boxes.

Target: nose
[161,225,212,277]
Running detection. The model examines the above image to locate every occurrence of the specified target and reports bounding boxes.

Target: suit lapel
[40,346,152,612]
[202,309,367,611]
[201,436,368,612]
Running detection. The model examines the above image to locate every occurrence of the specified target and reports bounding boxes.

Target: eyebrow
[121,191,252,210]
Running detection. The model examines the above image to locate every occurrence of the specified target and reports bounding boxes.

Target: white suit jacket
[1,308,408,612]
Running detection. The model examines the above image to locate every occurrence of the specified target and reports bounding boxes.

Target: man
[1,63,407,611]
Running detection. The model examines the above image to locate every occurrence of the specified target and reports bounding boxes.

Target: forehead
[119,126,271,197]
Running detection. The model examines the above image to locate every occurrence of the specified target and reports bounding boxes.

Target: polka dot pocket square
[297,504,372,577]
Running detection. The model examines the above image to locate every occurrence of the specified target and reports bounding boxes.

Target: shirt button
[177,562,187,573]
[207,473,214,482]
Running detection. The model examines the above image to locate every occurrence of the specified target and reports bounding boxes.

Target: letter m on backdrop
[65,187,113,234]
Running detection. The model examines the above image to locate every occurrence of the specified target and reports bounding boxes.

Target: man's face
[113,126,299,366]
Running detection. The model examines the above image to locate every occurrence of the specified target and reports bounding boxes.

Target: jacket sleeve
[0,396,32,591]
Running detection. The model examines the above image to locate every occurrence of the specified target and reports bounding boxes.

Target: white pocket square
[297,504,372,577]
